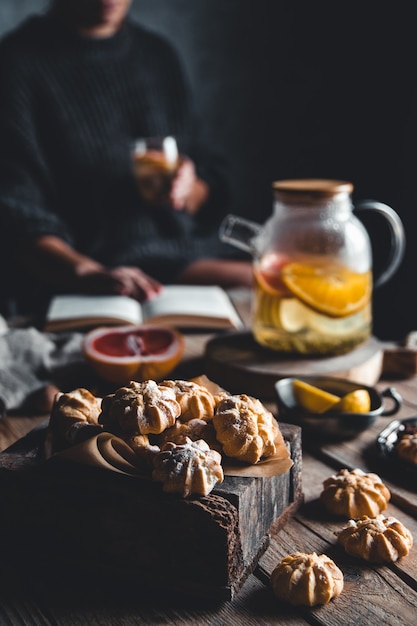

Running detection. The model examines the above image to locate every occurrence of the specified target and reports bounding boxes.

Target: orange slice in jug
[281,262,371,318]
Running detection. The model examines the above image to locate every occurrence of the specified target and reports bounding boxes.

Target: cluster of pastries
[47,378,281,498]
[270,467,413,606]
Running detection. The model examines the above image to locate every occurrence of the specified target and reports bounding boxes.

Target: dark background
[1,1,415,338]
[0,0,291,220]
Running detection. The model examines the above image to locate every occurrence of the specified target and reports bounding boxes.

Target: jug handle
[219,214,263,255]
[355,200,406,289]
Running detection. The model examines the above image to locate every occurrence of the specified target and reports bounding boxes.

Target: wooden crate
[0,422,302,601]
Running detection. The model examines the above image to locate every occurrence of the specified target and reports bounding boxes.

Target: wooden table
[0,289,416,625]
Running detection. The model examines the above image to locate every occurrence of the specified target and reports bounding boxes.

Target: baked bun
[51,387,101,424]
[157,418,221,452]
[160,379,215,421]
[396,434,417,465]
[47,387,102,453]
[152,438,224,497]
[99,380,181,436]
[213,393,277,464]
[126,434,161,466]
[270,552,344,606]
[320,468,391,518]
[337,514,413,563]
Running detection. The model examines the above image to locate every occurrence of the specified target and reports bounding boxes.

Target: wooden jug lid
[273,179,354,203]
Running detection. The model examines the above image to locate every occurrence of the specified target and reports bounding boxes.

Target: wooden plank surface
[0,414,46,453]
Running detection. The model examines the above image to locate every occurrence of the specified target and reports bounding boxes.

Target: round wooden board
[204,332,384,399]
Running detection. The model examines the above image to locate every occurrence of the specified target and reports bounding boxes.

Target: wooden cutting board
[205,332,384,399]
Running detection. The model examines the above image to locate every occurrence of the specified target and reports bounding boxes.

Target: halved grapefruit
[83,325,184,386]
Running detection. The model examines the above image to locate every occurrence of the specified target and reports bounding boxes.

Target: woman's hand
[170,157,209,214]
[75,266,162,302]
[20,235,162,303]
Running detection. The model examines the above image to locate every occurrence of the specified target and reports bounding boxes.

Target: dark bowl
[275,376,402,441]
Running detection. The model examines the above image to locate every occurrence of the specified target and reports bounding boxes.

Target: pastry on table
[337,514,413,563]
[99,380,181,436]
[270,552,344,606]
[152,437,224,497]
[126,433,161,466]
[320,468,391,518]
[160,379,216,421]
[213,393,278,464]
[157,417,222,453]
[395,433,417,465]
[47,387,102,453]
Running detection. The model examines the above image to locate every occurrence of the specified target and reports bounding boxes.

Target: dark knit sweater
[0,13,232,292]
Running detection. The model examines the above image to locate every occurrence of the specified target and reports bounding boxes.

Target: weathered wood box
[0,422,302,601]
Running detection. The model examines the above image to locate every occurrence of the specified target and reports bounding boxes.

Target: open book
[44,285,244,332]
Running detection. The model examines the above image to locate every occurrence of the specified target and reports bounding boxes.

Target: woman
[0,0,252,315]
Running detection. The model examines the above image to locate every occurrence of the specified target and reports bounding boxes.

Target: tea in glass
[132,136,179,206]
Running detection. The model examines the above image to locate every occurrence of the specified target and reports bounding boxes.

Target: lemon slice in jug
[279,298,311,332]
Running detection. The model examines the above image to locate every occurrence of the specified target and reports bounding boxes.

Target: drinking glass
[132,136,180,206]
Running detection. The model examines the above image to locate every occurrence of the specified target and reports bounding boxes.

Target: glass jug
[220,179,405,356]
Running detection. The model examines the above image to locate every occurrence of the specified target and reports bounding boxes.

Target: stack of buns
[46,378,282,498]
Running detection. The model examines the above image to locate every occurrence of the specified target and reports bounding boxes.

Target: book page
[142,285,243,329]
[46,295,143,325]
[45,287,244,331]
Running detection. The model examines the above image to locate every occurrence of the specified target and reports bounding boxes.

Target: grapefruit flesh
[92,327,173,358]
[83,325,184,386]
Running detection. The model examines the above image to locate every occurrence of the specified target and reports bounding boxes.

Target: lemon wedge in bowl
[292,379,371,414]
[292,379,340,413]
[275,376,402,441]
[331,389,371,414]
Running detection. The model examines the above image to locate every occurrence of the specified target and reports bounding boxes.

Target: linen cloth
[0,314,84,411]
